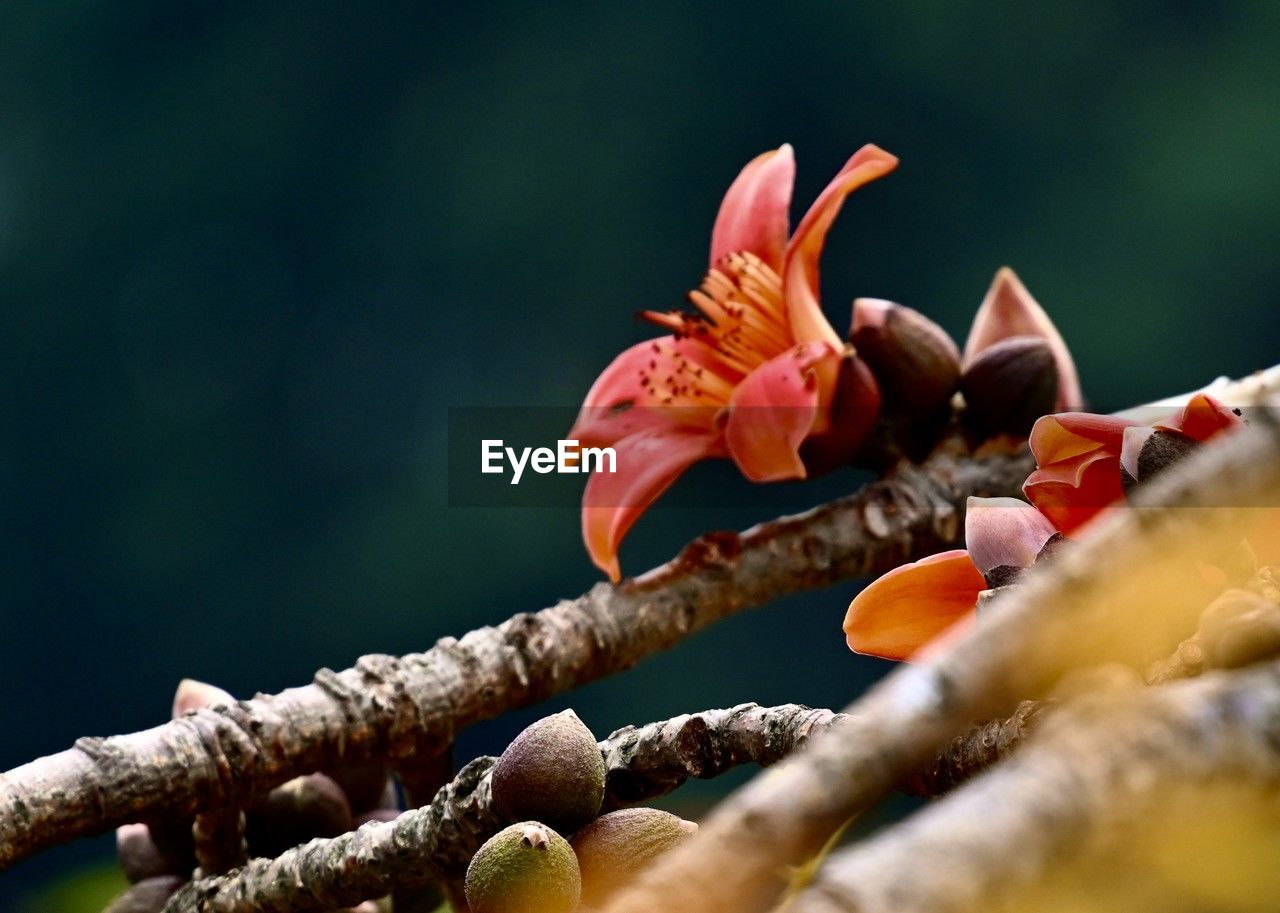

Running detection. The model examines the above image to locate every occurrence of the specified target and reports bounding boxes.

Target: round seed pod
[491,709,605,833]
[465,822,581,913]
[246,772,353,858]
[570,807,698,906]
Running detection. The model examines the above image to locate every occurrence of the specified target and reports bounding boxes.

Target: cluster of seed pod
[465,710,697,913]
[107,679,402,913]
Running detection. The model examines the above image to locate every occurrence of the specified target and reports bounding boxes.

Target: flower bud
[246,772,353,858]
[1199,589,1280,668]
[964,496,1059,588]
[171,678,235,718]
[491,709,606,834]
[102,875,184,913]
[1119,426,1200,492]
[329,761,393,815]
[849,299,961,418]
[798,352,881,475]
[465,822,581,913]
[570,808,699,907]
[116,823,183,884]
[960,335,1058,437]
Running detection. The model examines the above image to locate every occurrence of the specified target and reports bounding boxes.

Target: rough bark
[162,701,1043,913]
[0,434,1031,870]
[791,660,1280,913]
[596,408,1280,913]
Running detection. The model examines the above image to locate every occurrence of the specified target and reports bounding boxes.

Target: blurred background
[3,2,1279,908]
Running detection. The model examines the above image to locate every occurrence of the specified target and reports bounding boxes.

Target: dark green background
[3,2,1279,907]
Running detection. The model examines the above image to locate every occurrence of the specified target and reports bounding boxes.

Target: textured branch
[598,406,1280,913]
[163,700,1042,913]
[0,434,1031,869]
[791,660,1280,913]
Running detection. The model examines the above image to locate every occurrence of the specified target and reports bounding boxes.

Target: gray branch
[0,434,1031,871]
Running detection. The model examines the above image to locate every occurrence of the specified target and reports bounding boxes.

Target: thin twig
[597,407,1280,913]
[0,434,1030,870]
[791,659,1280,913]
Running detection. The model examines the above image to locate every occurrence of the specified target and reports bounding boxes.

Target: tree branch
[162,699,1045,913]
[791,659,1280,913]
[597,405,1280,913]
[0,434,1031,870]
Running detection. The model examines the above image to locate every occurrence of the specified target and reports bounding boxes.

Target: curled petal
[1156,393,1244,442]
[570,337,734,447]
[963,268,1082,410]
[844,550,985,660]
[723,341,842,482]
[1029,412,1137,466]
[783,144,899,347]
[1024,449,1124,534]
[964,496,1058,574]
[710,144,796,271]
[582,427,725,582]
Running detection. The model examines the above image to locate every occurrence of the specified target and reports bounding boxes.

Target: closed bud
[850,298,961,418]
[246,773,353,858]
[798,353,881,476]
[1119,426,1200,492]
[570,808,698,907]
[491,709,606,834]
[1199,589,1280,669]
[172,678,234,718]
[960,335,1058,437]
[116,823,182,883]
[329,762,393,815]
[102,875,184,913]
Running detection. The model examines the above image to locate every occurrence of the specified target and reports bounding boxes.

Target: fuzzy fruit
[569,807,698,906]
[491,709,606,833]
[465,822,581,913]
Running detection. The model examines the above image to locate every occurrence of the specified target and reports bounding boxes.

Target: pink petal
[582,427,725,582]
[709,144,796,272]
[570,337,734,447]
[963,268,1083,411]
[1155,393,1244,442]
[782,144,899,347]
[964,496,1058,574]
[723,341,842,482]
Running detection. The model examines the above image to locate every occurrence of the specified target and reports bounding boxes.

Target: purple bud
[960,336,1058,437]
[850,298,961,418]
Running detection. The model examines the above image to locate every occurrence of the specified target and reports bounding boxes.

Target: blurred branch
[0,433,1031,869]
[791,660,1280,913]
[164,700,1042,913]
[597,406,1280,913]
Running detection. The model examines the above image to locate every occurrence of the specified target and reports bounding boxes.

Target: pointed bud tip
[172,679,234,718]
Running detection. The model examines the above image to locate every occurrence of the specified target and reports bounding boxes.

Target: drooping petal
[1024,449,1125,534]
[723,341,843,482]
[963,268,1082,411]
[570,337,735,447]
[783,144,899,347]
[582,427,725,582]
[1155,393,1244,442]
[1029,412,1137,465]
[964,496,1059,574]
[843,550,986,660]
[709,144,796,272]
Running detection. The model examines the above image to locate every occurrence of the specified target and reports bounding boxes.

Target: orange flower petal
[1155,393,1244,442]
[1029,412,1136,466]
[723,341,840,482]
[843,550,986,660]
[582,427,725,582]
[783,144,899,347]
[963,268,1082,411]
[1024,450,1125,534]
[709,144,796,272]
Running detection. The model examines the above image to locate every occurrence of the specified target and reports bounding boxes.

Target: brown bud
[329,762,394,814]
[102,875,184,913]
[246,772,353,858]
[960,335,1058,437]
[850,298,961,418]
[491,709,606,834]
[570,808,699,907]
[172,678,235,718]
[143,816,195,873]
[1199,589,1280,669]
[1119,427,1200,492]
[798,353,881,476]
[116,823,185,883]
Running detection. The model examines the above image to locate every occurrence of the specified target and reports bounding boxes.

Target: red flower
[570,144,897,581]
